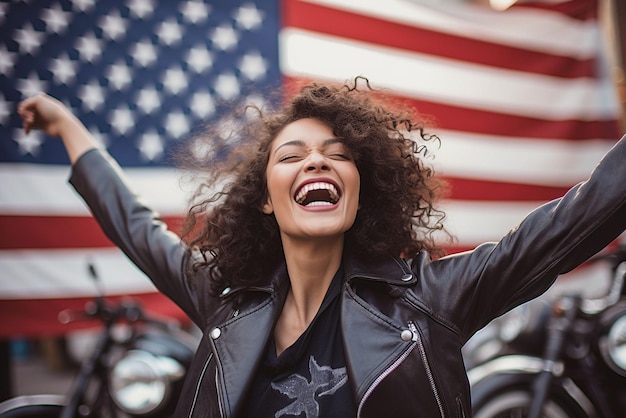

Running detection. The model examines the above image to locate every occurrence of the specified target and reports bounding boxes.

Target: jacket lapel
[340,254,418,401]
[210,266,289,417]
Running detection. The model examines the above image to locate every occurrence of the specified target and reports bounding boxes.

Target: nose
[305,151,330,172]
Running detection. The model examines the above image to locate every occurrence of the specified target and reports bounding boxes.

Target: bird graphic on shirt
[271,356,348,418]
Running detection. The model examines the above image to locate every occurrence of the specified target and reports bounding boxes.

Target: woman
[18,80,626,418]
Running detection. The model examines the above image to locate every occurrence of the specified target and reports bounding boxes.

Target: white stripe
[431,130,615,186]
[0,248,157,298]
[279,29,621,120]
[300,0,600,58]
[438,200,544,245]
[0,163,189,215]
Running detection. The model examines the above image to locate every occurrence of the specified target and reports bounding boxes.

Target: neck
[281,234,344,325]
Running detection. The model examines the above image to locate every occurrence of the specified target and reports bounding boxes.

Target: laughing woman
[17,79,626,417]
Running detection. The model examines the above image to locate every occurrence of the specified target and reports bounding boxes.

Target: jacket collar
[343,251,417,286]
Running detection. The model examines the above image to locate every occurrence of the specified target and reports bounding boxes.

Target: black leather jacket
[70,135,626,418]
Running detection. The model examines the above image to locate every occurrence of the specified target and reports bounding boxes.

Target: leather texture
[70,135,626,417]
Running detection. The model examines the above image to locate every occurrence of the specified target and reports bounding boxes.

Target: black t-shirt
[241,267,356,417]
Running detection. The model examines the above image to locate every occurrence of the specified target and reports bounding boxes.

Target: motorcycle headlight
[109,349,185,415]
[600,313,626,376]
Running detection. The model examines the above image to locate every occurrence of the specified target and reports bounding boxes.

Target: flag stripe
[0,293,187,338]
[284,0,596,78]
[293,0,602,53]
[279,28,620,121]
[284,76,621,140]
[0,215,183,250]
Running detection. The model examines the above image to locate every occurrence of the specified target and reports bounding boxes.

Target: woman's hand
[17,93,74,137]
[17,93,97,163]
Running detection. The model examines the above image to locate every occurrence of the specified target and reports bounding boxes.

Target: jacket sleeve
[420,134,626,342]
[69,148,206,326]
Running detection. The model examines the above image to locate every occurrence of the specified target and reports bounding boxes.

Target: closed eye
[278,154,303,162]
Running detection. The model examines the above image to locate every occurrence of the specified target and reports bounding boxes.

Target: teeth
[295,182,339,205]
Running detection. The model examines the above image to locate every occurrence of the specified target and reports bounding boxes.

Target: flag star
[163,66,188,95]
[214,73,240,101]
[130,39,157,67]
[181,0,211,24]
[72,0,96,12]
[16,73,47,98]
[109,105,135,135]
[190,91,215,118]
[0,45,17,76]
[157,18,183,46]
[136,87,161,114]
[51,53,77,85]
[211,25,238,51]
[165,111,190,138]
[14,129,44,156]
[186,46,213,73]
[128,0,155,19]
[234,4,264,30]
[15,23,45,55]
[75,33,104,63]
[106,60,133,90]
[138,130,164,161]
[99,10,128,41]
[41,4,71,34]
[238,52,267,81]
[78,80,106,111]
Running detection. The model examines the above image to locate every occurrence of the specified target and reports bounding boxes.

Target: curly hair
[179,78,448,295]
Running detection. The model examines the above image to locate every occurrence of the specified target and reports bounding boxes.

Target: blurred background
[0,0,624,399]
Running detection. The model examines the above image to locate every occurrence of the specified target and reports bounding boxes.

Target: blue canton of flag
[0,0,281,167]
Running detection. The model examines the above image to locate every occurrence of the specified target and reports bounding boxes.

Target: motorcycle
[0,263,198,418]
[464,244,626,418]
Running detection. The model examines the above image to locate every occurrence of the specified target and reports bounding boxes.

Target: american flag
[0,0,622,337]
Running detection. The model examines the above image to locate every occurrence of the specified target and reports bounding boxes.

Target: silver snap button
[400,329,413,341]
[401,274,413,282]
[210,328,221,339]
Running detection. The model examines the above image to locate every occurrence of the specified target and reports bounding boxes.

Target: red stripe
[0,215,184,250]
[283,76,621,140]
[282,0,596,78]
[0,293,189,338]
[444,177,569,202]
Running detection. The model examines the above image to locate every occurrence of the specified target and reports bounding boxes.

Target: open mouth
[295,182,340,207]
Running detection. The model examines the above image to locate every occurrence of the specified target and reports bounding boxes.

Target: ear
[262,197,273,215]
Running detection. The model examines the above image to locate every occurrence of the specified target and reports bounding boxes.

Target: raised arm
[17,93,208,326]
[18,93,96,164]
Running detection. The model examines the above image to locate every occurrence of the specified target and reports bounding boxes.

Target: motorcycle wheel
[472,375,592,418]
[473,390,582,418]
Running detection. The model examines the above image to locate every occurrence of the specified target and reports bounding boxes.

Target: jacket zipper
[189,352,214,418]
[357,338,417,417]
[410,321,445,417]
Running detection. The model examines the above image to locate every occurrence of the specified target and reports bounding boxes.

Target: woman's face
[263,118,360,243]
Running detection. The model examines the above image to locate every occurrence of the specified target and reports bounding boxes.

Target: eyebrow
[273,138,343,155]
